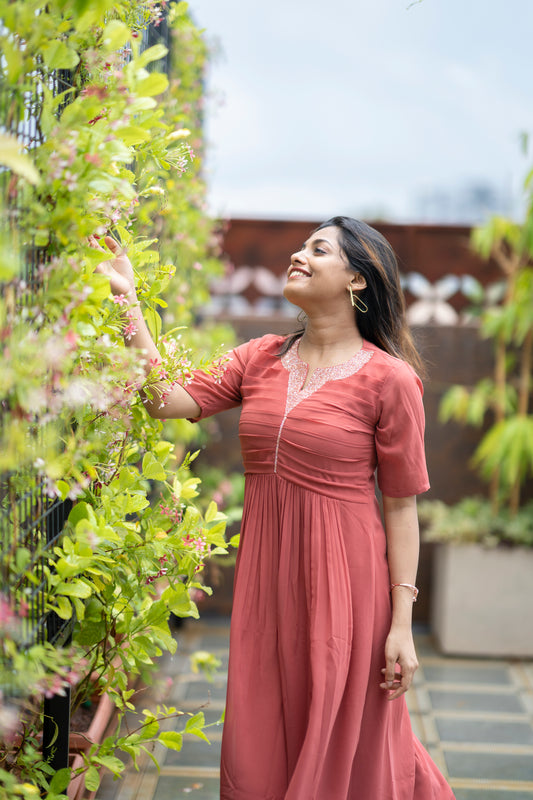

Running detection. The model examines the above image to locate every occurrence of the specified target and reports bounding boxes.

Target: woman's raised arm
[91,235,201,420]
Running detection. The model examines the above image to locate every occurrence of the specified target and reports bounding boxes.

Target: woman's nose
[290,249,306,265]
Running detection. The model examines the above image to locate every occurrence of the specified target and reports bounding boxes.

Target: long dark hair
[280,216,425,377]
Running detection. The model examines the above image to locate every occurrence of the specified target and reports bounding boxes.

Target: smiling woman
[96,215,455,799]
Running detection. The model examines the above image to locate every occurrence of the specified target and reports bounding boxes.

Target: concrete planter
[431,543,533,658]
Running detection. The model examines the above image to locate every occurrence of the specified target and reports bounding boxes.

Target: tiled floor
[99,618,533,800]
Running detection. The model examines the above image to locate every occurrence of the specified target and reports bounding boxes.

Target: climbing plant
[0,1,234,797]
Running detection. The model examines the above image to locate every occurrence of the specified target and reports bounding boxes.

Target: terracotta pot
[67,692,116,800]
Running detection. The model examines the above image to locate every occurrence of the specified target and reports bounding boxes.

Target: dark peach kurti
[185,334,454,800]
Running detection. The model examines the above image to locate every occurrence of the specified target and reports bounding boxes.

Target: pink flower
[18,599,29,618]
[63,171,77,191]
[113,294,129,307]
[64,329,78,348]
[0,596,14,626]
[84,153,102,165]
[43,674,68,699]
[123,320,138,340]
[192,261,202,271]
[0,701,19,742]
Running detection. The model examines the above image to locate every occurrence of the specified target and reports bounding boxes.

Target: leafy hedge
[0,1,234,797]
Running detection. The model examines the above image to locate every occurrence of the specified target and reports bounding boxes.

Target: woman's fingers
[380,665,415,699]
[88,234,104,251]
[103,235,122,254]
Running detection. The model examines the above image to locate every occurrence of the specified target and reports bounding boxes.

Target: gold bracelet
[390,583,419,602]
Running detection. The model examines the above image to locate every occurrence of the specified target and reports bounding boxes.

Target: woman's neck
[299,313,363,361]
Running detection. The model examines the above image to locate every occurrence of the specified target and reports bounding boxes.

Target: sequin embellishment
[273,341,374,472]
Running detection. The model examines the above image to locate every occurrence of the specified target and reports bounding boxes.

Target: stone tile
[184,679,228,703]
[153,775,220,800]
[436,717,533,745]
[445,750,533,781]
[423,664,512,686]
[97,772,121,800]
[429,689,525,714]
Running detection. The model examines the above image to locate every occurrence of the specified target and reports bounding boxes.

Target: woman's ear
[349,272,367,291]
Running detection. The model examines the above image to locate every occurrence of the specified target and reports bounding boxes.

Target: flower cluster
[145,555,170,584]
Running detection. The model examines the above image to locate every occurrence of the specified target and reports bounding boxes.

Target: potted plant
[419,174,533,657]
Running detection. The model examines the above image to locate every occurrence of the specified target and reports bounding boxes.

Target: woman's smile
[287,265,312,280]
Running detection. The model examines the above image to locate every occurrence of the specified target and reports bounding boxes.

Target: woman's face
[283,226,360,311]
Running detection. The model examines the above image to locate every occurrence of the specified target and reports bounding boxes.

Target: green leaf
[205,501,217,523]
[52,595,73,620]
[42,40,80,70]
[159,731,183,751]
[476,416,533,489]
[129,97,158,113]
[185,711,205,730]
[116,126,152,146]
[185,712,210,743]
[15,547,31,571]
[92,755,124,776]
[137,72,169,97]
[144,306,162,341]
[69,501,96,527]
[84,765,100,792]
[102,20,131,50]
[49,766,72,792]
[142,452,167,481]
[138,719,159,739]
[2,37,24,82]
[0,134,40,185]
[56,480,71,501]
[124,494,150,513]
[55,579,92,599]
[161,583,194,616]
[72,595,86,622]
[138,44,169,68]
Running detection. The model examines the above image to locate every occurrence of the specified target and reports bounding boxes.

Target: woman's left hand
[380,626,419,700]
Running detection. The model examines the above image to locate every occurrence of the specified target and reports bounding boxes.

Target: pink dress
[185,334,455,800]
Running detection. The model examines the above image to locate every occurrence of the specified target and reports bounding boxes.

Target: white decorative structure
[404,273,460,325]
[207,266,470,322]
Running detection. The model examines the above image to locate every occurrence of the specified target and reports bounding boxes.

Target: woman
[94,216,455,799]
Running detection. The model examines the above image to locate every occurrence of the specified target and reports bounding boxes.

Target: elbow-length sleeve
[182,339,255,422]
[375,361,430,497]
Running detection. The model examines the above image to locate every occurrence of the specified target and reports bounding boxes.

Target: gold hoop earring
[349,285,368,314]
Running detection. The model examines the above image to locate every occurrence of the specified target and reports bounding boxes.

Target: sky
[188,0,533,223]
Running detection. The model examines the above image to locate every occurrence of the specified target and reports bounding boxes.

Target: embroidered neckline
[280,340,373,415]
[274,340,373,471]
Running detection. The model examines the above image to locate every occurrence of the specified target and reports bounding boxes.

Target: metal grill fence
[0,64,78,654]
[0,15,172,773]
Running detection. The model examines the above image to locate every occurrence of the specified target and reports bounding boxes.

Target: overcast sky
[188,0,533,223]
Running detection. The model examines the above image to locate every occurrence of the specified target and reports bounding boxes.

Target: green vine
[0,1,235,797]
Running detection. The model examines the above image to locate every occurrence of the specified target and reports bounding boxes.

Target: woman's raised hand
[89,235,136,301]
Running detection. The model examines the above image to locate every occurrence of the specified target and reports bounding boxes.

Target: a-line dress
[184,333,455,800]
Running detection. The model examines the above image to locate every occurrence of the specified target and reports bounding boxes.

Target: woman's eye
[314,247,326,255]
